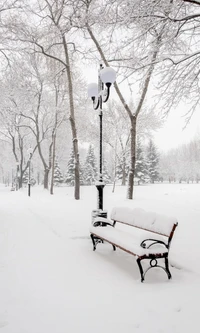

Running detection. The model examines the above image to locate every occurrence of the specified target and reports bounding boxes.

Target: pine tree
[22,171,29,184]
[54,160,64,186]
[116,153,129,185]
[102,159,111,184]
[65,149,75,186]
[135,140,148,185]
[146,140,160,183]
[83,145,97,185]
[79,162,85,185]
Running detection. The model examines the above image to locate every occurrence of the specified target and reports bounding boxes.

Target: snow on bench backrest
[110,207,177,237]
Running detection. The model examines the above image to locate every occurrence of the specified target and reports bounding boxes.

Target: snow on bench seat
[90,225,168,257]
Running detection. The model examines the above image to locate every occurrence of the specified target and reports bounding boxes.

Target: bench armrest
[93,217,114,227]
[140,239,168,249]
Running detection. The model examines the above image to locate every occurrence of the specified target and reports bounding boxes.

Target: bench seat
[90,225,168,257]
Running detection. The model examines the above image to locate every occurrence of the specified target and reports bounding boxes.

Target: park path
[0,187,74,332]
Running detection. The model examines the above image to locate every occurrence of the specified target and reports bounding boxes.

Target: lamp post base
[91,182,107,224]
[96,182,105,211]
[91,209,107,225]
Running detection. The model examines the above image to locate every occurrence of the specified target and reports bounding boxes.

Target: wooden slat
[91,232,168,259]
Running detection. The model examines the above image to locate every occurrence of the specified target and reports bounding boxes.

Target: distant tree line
[159,138,200,183]
[52,140,160,187]
[5,134,200,189]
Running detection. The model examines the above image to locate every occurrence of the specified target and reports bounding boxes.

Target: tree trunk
[37,172,40,185]
[50,133,56,195]
[37,143,49,190]
[44,167,50,189]
[112,142,117,193]
[112,179,116,193]
[18,176,23,189]
[18,164,24,189]
[121,154,126,186]
[127,116,137,199]
[62,36,80,200]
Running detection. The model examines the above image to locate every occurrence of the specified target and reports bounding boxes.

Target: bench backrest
[110,207,178,238]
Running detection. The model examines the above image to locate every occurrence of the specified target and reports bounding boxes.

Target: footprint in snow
[0,321,8,328]
[175,306,181,312]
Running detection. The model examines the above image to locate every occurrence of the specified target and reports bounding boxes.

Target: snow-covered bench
[90,207,178,282]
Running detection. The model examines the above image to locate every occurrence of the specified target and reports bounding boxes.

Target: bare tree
[29,0,81,199]
[79,0,173,198]
[0,100,36,189]
[4,0,81,198]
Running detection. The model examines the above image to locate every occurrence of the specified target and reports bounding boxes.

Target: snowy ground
[0,183,199,333]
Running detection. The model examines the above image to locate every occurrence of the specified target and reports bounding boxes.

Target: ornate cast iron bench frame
[90,212,178,282]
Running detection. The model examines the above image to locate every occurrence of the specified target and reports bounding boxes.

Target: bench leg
[90,234,104,251]
[138,257,172,282]
[90,234,96,251]
[136,258,145,282]
[165,257,172,279]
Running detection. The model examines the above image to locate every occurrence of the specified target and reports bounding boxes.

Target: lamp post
[27,147,33,197]
[88,63,116,221]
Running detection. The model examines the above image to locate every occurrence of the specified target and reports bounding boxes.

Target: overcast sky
[154,105,200,152]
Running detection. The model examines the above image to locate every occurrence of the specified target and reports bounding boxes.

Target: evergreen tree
[102,159,111,184]
[116,153,129,185]
[83,145,97,185]
[79,162,85,185]
[146,140,160,183]
[22,171,29,184]
[22,169,36,186]
[65,149,75,186]
[54,160,64,186]
[135,140,148,185]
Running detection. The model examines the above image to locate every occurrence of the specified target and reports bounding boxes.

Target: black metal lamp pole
[96,63,105,211]
[88,63,116,222]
